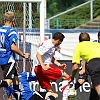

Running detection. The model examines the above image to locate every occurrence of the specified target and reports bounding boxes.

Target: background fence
[0,1,100,100]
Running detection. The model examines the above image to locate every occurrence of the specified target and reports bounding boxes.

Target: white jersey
[54,51,63,60]
[34,39,55,66]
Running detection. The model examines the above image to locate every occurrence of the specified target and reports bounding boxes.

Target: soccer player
[33,32,71,99]
[6,72,58,100]
[0,11,30,100]
[70,32,100,99]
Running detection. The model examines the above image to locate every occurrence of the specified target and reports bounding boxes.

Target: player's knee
[94,85,100,97]
[97,92,100,97]
[45,92,58,100]
[4,79,12,87]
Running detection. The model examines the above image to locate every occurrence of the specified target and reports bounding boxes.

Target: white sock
[62,79,70,100]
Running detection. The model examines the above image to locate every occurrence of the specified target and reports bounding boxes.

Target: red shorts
[34,64,64,89]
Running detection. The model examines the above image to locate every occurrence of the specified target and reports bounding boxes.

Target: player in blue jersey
[0,11,30,100]
[6,71,58,100]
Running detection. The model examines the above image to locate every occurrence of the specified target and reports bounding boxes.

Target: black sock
[75,81,82,90]
[89,88,99,100]
[0,80,8,88]
[13,85,21,100]
[13,84,19,90]
[48,96,56,100]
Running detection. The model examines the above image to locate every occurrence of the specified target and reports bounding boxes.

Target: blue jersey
[93,40,98,42]
[0,26,17,65]
[6,72,37,100]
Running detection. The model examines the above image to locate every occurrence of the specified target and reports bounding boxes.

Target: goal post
[0,0,45,43]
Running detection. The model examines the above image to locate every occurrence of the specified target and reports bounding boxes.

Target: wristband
[57,63,60,67]
[22,53,25,58]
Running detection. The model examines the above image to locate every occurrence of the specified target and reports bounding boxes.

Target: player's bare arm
[11,43,30,58]
[52,57,67,69]
[36,53,49,70]
[79,60,86,75]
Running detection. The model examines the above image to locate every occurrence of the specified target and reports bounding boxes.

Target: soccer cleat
[68,88,77,98]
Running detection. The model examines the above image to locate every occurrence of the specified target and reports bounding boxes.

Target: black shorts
[87,58,100,86]
[1,62,18,80]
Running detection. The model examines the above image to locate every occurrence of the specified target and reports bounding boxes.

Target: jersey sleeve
[37,41,51,55]
[72,44,81,64]
[8,30,17,45]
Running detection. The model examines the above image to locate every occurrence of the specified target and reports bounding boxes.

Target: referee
[71,32,100,99]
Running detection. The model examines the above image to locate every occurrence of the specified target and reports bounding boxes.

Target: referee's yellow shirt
[72,41,100,64]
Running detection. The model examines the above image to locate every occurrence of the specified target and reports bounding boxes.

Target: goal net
[0,1,45,99]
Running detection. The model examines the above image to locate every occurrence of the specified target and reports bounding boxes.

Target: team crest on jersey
[11,74,14,78]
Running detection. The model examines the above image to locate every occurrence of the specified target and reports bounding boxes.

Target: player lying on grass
[6,71,58,100]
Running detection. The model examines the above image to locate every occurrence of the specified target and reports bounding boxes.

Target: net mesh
[0,2,41,99]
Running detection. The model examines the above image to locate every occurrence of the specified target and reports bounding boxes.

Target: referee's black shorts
[87,58,100,87]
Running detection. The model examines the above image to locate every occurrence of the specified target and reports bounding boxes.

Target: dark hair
[52,32,65,42]
[98,31,100,37]
[79,32,90,42]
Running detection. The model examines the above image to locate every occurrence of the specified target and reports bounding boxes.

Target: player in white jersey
[0,11,30,100]
[34,32,71,99]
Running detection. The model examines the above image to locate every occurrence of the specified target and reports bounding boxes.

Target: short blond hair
[4,11,14,22]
